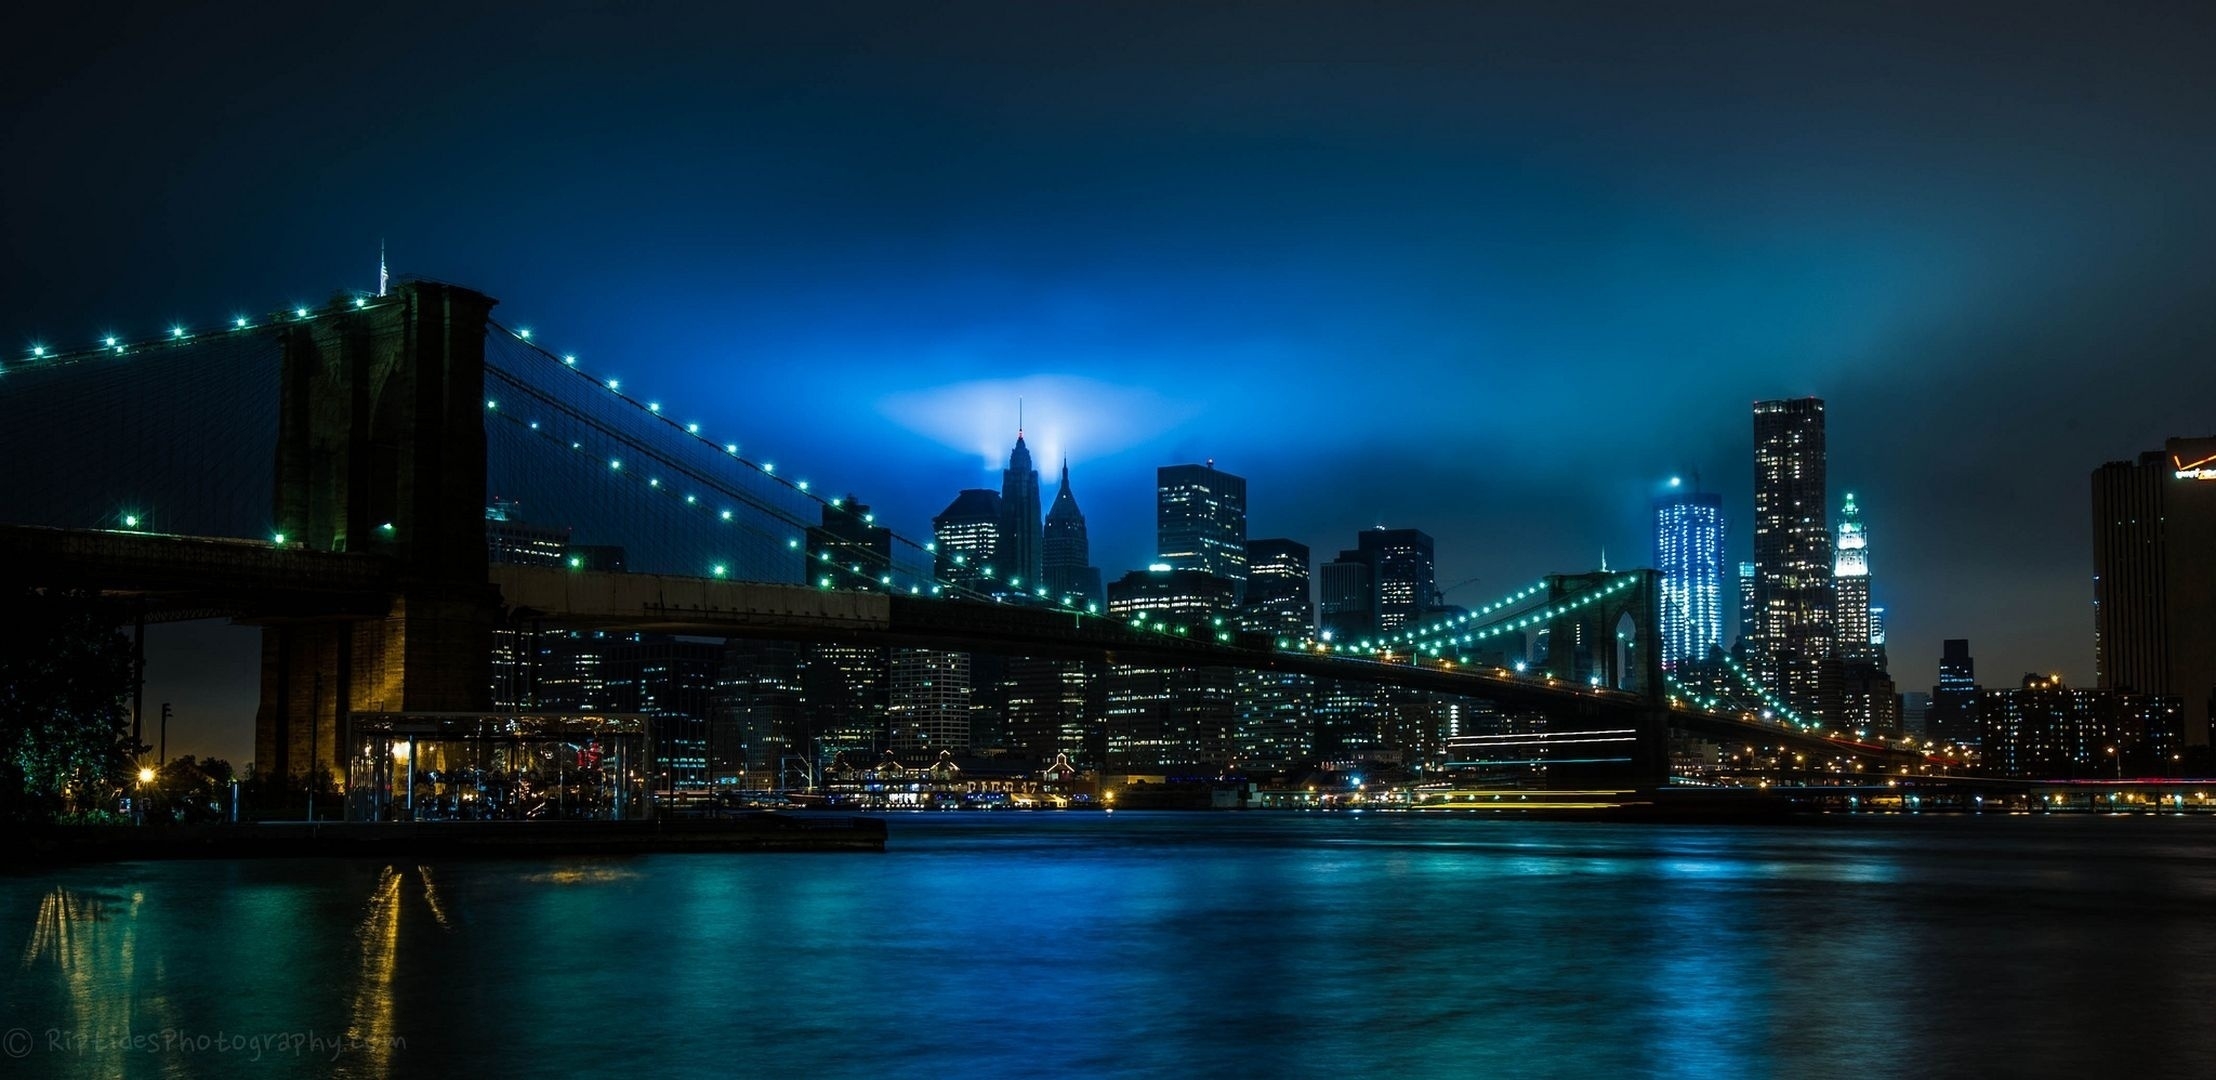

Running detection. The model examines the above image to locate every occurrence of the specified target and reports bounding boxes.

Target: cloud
[877,375,1205,473]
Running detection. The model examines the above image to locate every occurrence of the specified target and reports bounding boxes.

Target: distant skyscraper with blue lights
[1653,485,1724,671]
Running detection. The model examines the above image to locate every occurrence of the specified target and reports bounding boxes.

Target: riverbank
[9,814,886,865]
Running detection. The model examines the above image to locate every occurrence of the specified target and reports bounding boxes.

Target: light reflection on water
[4,814,2215,1078]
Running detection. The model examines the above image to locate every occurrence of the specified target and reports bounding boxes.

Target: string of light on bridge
[1286,574,1643,667]
[3,295,397,376]
[481,319,1130,612]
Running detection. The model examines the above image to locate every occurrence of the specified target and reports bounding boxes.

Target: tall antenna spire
[1018,396,1024,438]
[1601,547,1609,573]
[378,238,388,298]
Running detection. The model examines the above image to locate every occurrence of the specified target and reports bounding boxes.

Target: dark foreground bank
[10,814,886,864]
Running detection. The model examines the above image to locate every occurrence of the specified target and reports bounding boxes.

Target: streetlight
[2107,745,2120,780]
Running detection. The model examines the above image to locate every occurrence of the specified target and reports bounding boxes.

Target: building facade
[2092,436,2216,749]
[1156,462,1248,601]
[1833,492,1875,662]
[1654,488,1725,671]
[1751,397,1835,718]
[1241,538,1314,636]
[932,488,1001,592]
[1359,527,1438,632]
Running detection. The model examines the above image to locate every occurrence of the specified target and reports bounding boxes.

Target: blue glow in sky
[5,1,2216,762]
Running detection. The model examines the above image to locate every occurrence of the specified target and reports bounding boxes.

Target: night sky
[6,2,2215,765]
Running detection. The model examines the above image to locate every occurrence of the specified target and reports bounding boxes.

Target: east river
[5,812,2215,1078]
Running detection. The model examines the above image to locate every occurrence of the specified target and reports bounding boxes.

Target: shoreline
[9,815,886,866]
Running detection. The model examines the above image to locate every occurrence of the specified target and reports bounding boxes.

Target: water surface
[5,812,2211,1077]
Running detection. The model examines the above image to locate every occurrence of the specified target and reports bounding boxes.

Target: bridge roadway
[0,526,1918,766]
[0,524,401,620]
[489,565,1920,765]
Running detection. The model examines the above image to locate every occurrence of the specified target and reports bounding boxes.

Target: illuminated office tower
[933,489,1001,591]
[888,649,971,753]
[1102,568,1238,767]
[1157,461,1247,602]
[1238,539,1316,765]
[1240,538,1314,636]
[1359,527,1437,632]
[1751,397,1835,717]
[1734,561,1758,660]
[1653,486,1724,670]
[1833,493,1877,662]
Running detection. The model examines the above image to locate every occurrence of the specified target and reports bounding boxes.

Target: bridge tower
[254,282,501,785]
[1539,568,1669,787]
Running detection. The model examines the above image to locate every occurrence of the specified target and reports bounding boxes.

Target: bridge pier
[1538,569,1671,790]
[253,283,501,786]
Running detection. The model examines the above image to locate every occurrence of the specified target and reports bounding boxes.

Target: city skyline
[9,2,2216,764]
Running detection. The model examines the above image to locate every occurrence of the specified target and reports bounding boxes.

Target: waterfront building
[1103,567,1239,767]
[1157,461,1248,601]
[712,638,806,787]
[1751,397,1836,718]
[1975,674,2183,779]
[889,649,972,753]
[2092,436,2216,748]
[604,635,724,793]
[1003,655,1100,764]
[1654,487,1725,670]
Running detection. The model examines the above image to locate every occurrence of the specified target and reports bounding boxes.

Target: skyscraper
[1358,527,1437,632]
[808,495,892,589]
[1318,552,1375,642]
[996,430,1044,595]
[1833,492,1875,662]
[1042,460,1104,609]
[1751,397,1835,717]
[1103,568,1239,767]
[888,649,972,754]
[1734,561,1757,660]
[1237,539,1315,768]
[1157,461,1248,601]
[1653,488,1725,671]
[1929,639,1979,747]
[808,498,893,761]
[933,488,1001,591]
[1240,538,1314,635]
[2092,436,2216,748]
[604,635,723,792]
